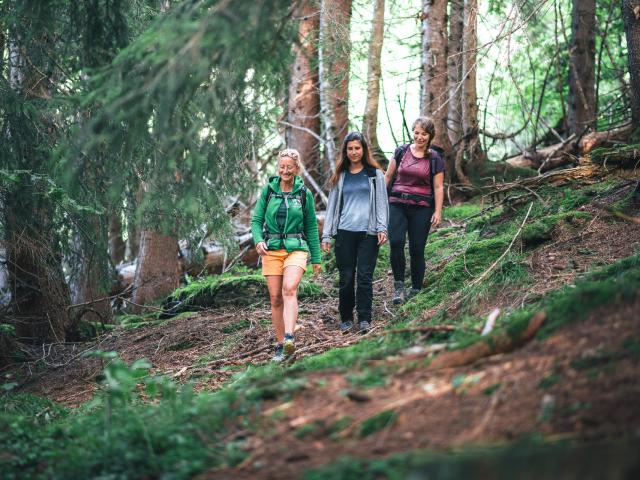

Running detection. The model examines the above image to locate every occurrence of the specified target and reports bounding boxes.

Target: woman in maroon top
[384,116,445,304]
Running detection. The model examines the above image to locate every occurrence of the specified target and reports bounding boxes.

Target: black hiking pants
[388,203,433,290]
[334,229,379,324]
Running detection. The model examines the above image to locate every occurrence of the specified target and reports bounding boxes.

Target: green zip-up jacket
[251,176,322,264]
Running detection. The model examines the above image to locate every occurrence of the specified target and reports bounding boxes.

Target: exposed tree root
[427,312,546,370]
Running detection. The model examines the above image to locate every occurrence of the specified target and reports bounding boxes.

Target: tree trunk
[421,0,454,178]
[68,215,114,330]
[361,0,386,165]
[568,0,596,135]
[461,0,485,180]
[286,0,322,186]
[4,5,70,343]
[109,213,126,265]
[447,0,464,147]
[131,230,181,313]
[622,0,640,125]
[319,0,352,174]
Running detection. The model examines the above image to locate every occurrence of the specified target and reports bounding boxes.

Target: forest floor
[6,175,640,479]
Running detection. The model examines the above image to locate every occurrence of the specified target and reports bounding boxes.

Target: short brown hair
[412,116,436,148]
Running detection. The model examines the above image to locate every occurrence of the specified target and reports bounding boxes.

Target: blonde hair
[278,148,302,170]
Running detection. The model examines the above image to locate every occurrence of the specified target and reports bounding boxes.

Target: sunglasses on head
[279,149,299,159]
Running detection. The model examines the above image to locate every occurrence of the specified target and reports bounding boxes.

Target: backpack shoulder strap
[364,165,377,177]
[389,143,410,191]
[299,185,307,211]
[265,187,274,206]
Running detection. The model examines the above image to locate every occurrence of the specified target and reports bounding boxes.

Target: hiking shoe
[283,336,295,357]
[340,320,354,332]
[272,344,285,363]
[392,281,405,305]
[359,320,371,333]
[406,288,421,301]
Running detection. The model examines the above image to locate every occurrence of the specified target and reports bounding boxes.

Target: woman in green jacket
[251,149,322,361]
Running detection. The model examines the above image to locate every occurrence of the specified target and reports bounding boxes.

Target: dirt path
[201,298,640,479]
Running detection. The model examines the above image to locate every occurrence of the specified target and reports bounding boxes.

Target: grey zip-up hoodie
[321,167,389,240]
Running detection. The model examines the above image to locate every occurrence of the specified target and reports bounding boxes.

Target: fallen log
[506,123,634,172]
[427,312,546,370]
[589,143,640,167]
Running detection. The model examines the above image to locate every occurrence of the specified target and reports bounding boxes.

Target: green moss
[166,273,323,314]
[521,212,590,247]
[304,438,640,480]
[444,203,483,220]
[538,373,560,389]
[328,416,352,437]
[621,337,640,358]
[295,421,323,439]
[483,383,501,396]
[346,367,387,389]
[358,409,398,438]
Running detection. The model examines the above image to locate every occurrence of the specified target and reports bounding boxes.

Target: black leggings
[334,230,379,323]
[388,203,433,289]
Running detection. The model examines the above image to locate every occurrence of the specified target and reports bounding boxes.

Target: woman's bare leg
[265,275,284,343]
[281,266,305,335]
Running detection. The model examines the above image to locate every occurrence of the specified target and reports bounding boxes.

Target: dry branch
[427,312,546,370]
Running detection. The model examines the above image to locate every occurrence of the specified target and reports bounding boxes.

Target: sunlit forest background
[1,0,639,478]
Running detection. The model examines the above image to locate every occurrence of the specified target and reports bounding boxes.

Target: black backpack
[387,144,442,205]
[265,185,307,211]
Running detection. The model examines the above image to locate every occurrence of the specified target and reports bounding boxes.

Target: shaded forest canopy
[0,0,639,478]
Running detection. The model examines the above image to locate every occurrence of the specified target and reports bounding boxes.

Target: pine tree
[568,0,597,135]
[362,0,386,165]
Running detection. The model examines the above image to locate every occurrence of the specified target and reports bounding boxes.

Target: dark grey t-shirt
[338,169,370,232]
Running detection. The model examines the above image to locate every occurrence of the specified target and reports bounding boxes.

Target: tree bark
[286,0,322,186]
[568,0,596,135]
[4,3,70,343]
[132,230,181,313]
[319,0,352,175]
[68,213,114,330]
[622,0,640,125]
[447,0,464,147]
[361,0,386,165]
[460,0,485,181]
[109,213,126,265]
[421,0,454,177]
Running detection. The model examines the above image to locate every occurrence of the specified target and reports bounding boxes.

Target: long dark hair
[329,132,382,187]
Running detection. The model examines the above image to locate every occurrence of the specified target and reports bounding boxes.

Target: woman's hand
[377,231,387,245]
[431,211,442,228]
[256,241,268,256]
[312,264,322,276]
[321,241,332,253]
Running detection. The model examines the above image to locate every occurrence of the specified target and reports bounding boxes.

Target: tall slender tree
[131,0,181,312]
[622,0,640,127]
[421,0,454,177]
[568,0,597,135]
[622,0,640,201]
[2,1,70,342]
[286,0,322,186]
[447,0,464,148]
[319,0,352,176]
[362,0,386,165]
[460,0,485,180]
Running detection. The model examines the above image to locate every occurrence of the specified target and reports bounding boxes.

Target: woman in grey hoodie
[321,132,389,333]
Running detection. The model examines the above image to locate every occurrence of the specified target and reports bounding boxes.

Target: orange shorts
[261,249,308,276]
